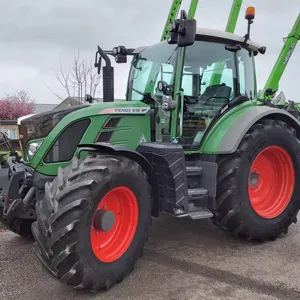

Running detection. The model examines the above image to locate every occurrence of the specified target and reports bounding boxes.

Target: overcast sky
[0,0,299,104]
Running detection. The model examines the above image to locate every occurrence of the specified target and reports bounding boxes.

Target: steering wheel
[202,96,229,107]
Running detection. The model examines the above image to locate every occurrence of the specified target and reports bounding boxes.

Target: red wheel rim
[248,145,295,219]
[90,186,139,263]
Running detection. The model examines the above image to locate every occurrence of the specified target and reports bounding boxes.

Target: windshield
[126,41,178,101]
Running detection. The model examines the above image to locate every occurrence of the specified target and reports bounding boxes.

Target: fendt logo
[99,107,150,115]
[114,108,148,113]
[283,43,296,65]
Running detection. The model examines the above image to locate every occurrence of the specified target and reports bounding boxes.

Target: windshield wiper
[166,46,179,64]
[153,46,179,86]
[132,87,149,97]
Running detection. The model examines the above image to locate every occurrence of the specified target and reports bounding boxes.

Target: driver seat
[198,84,226,105]
[212,85,232,109]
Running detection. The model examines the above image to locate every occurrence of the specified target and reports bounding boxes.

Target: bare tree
[49,50,101,104]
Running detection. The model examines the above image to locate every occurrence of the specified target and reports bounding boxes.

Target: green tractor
[1,1,300,292]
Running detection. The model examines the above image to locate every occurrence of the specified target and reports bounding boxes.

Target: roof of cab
[196,27,261,51]
[133,27,261,55]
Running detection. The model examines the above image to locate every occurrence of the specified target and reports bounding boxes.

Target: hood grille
[96,131,113,143]
[18,105,88,151]
[103,117,122,129]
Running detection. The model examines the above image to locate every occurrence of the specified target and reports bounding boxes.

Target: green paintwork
[161,0,199,41]
[169,0,199,139]
[262,14,300,98]
[161,0,183,41]
[187,0,199,19]
[196,100,256,154]
[225,0,243,33]
[24,101,151,176]
[109,115,150,147]
[209,0,243,85]
[171,47,185,139]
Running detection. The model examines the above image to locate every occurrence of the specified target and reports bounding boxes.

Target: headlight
[27,141,43,160]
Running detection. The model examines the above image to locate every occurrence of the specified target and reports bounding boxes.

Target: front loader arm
[161,0,183,41]
[225,0,243,33]
[161,0,199,41]
[262,14,300,98]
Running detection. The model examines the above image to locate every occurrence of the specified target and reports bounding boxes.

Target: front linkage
[0,134,52,237]
[0,155,35,237]
[2,155,36,221]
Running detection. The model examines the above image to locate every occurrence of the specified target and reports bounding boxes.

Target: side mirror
[178,18,197,47]
[167,10,197,47]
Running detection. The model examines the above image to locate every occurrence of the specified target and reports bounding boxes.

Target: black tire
[214,118,300,241]
[0,206,34,238]
[31,153,152,292]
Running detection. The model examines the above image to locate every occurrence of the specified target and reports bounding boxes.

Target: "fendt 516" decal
[99,107,150,115]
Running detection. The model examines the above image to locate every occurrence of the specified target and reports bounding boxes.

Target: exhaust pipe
[95,46,114,102]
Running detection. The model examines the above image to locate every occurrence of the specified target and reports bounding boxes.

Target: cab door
[172,39,256,150]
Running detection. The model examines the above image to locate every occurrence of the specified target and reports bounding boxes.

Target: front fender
[201,103,300,154]
[78,143,152,174]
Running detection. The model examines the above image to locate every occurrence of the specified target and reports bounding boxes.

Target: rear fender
[78,143,159,217]
[202,105,300,154]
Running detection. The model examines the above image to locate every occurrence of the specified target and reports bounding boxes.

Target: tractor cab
[126,27,261,149]
[93,7,266,150]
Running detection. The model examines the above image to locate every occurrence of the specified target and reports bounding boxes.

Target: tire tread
[214,119,300,241]
[32,153,151,291]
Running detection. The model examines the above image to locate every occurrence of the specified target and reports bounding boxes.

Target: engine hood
[18,105,89,151]
[18,101,151,151]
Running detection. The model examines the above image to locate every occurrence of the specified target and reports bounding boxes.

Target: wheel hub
[248,145,295,219]
[93,210,115,232]
[90,186,139,263]
[249,171,260,187]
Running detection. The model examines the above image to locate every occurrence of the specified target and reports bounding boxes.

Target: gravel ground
[0,168,8,230]
[1,216,300,300]
[1,169,300,300]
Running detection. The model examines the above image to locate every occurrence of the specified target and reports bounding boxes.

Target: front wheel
[214,119,300,241]
[32,154,152,292]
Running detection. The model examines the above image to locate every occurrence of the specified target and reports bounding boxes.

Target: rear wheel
[214,119,300,241]
[32,154,152,291]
